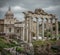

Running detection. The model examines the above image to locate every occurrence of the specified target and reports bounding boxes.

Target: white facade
[4,7,20,36]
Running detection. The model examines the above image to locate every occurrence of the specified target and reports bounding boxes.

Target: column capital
[24,16,28,20]
[50,18,53,20]
[50,18,53,23]
[25,15,31,18]
[46,18,48,21]
[41,17,44,20]
[30,17,33,19]
[55,18,58,20]
[35,17,38,19]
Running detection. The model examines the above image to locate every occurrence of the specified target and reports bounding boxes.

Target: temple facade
[0,7,59,43]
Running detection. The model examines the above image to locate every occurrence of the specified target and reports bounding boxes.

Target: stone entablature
[14,22,24,27]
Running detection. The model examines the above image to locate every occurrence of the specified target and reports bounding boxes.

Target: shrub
[16,47,24,53]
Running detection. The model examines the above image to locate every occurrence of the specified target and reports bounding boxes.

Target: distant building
[0,7,36,40]
[0,19,4,36]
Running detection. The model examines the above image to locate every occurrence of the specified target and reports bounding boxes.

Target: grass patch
[16,47,24,53]
[32,39,57,46]
[0,37,18,48]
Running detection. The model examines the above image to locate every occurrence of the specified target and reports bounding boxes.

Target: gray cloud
[0,0,60,21]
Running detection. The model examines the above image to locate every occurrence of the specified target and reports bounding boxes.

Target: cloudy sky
[0,0,60,21]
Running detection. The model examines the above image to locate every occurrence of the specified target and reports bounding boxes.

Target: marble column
[22,27,24,41]
[55,18,58,39]
[46,18,49,30]
[28,16,32,43]
[50,18,53,37]
[36,17,39,40]
[21,27,24,41]
[46,18,49,39]
[20,27,21,39]
[25,16,28,42]
[31,17,33,42]
[20,27,22,40]
[21,27,23,40]
[41,18,44,40]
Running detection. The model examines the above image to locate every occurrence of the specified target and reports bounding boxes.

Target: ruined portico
[23,8,59,43]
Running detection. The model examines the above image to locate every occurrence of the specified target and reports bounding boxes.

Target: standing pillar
[28,16,32,43]
[46,18,49,30]
[36,17,39,40]
[20,27,23,40]
[50,18,53,38]
[55,18,59,39]
[22,27,24,41]
[41,18,44,40]
[25,16,28,42]
[21,27,24,41]
[20,28,22,40]
[31,17,33,42]
[21,27,23,40]
[46,18,49,39]
[20,27,21,38]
